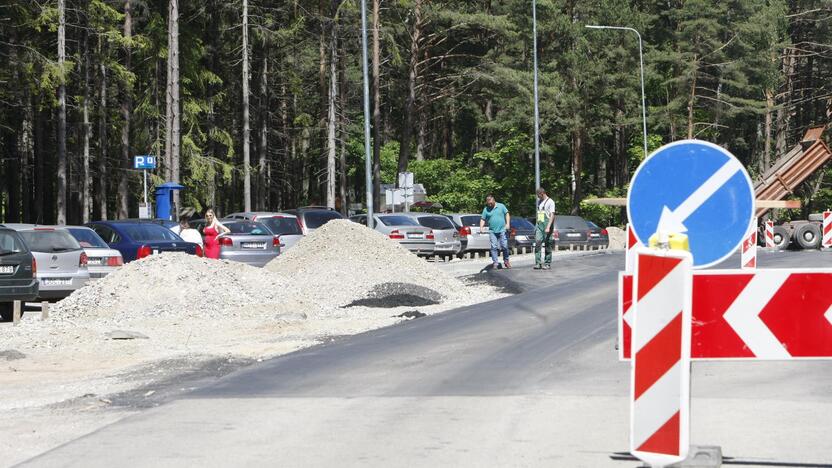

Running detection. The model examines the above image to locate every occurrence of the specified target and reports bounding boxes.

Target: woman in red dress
[202,209,229,259]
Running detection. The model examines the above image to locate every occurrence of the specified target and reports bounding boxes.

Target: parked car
[6,224,89,300]
[444,213,491,253]
[405,213,461,259]
[0,227,39,321]
[225,212,305,251]
[553,215,591,249]
[349,214,435,256]
[215,220,281,267]
[86,220,202,263]
[284,207,344,234]
[586,220,610,249]
[508,218,537,250]
[66,226,124,279]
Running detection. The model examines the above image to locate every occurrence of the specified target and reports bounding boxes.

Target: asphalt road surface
[21,250,832,467]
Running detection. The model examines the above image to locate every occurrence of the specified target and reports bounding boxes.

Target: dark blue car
[86,220,202,263]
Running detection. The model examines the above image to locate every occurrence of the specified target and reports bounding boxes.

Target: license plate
[590,234,600,238]
[407,233,423,239]
[42,278,71,286]
[516,235,527,241]
[87,257,103,265]
[242,242,266,249]
[566,233,581,238]
[0,265,13,274]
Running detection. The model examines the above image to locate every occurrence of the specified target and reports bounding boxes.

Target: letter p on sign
[631,249,692,466]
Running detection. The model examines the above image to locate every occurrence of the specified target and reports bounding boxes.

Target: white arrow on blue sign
[627,140,754,268]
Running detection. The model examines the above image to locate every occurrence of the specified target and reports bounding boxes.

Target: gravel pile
[606,226,626,250]
[266,220,469,308]
[52,253,289,322]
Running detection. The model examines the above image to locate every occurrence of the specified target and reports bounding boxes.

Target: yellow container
[648,232,690,252]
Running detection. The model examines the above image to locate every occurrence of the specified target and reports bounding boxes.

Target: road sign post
[765,220,775,249]
[134,155,157,219]
[625,224,642,272]
[740,219,757,269]
[630,249,692,466]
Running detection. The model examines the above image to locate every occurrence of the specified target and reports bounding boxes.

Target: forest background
[0,0,830,226]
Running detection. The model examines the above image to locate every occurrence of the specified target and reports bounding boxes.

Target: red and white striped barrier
[823,211,831,248]
[630,250,692,465]
[625,224,642,272]
[764,220,775,249]
[619,268,832,359]
[741,219,757,269]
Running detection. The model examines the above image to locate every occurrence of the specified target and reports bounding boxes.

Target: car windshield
[555,216,589,230]
[460,215,482,227]
[260,217,302,235]
[19,229,82,253]
[0,231,26,255]
[120,223,182,242]
[416,216,454,230]
[511,218,535,230]
[378,215,419,226]
[225,221,271,236]
[304,211,343,229]
[68,228,109,248]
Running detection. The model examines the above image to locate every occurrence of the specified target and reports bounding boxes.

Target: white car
[66,226,124,279]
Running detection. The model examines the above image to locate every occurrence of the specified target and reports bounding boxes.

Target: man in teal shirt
[479,195,511,269]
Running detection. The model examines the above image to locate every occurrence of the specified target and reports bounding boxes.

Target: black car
[508,218,536,249]
[0,227,39,321]
[553,215,591,249]
[284,207,344,234]
[586,220,610,249]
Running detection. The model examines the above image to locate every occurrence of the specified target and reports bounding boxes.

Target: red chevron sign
[619,269,832,360]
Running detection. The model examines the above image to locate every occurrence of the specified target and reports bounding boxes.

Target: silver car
[6,224,90,300]
[349,214,435,256]
[66,226,124,279]
[225,212,305,251]
[405,213,461,258]
[217,220,281,267]
[444,213,491,253]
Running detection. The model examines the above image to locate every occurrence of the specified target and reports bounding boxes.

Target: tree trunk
[258,48,268,211]
[338,32,348,215]
[686,57,698,140]
[242,0,252,211]
[571,128,583,214]
[98,38,108,220]
[82,26,92,223]
[119,0,132,219]
[396,0,422,179]
[326,12,338,209]
[371,0,382,210]
[166,0,181,207]
[763,88,773,173]
[57,0,67,224]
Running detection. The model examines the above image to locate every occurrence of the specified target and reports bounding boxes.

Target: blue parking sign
[134,155,157,170]
[627,140,754,268]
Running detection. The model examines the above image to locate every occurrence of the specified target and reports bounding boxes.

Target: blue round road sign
[627,140,754,268]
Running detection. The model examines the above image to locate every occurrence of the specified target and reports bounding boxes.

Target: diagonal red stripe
[637,255,683,302]
[634,313,682,399]
[824,223,832,235]
[628,226,638,248]
[637,411,680,456]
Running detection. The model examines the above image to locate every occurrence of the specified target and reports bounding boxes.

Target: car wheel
[0,302,13,322]
[795,223,821,250]
[772,226,790,250]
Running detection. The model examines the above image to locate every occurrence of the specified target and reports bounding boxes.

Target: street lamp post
[360,0,374,228]
[585,25,648,158]
[532,0,541,191]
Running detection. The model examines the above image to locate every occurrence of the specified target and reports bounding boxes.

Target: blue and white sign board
[627,140,754,269]
[134,155,157,170]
